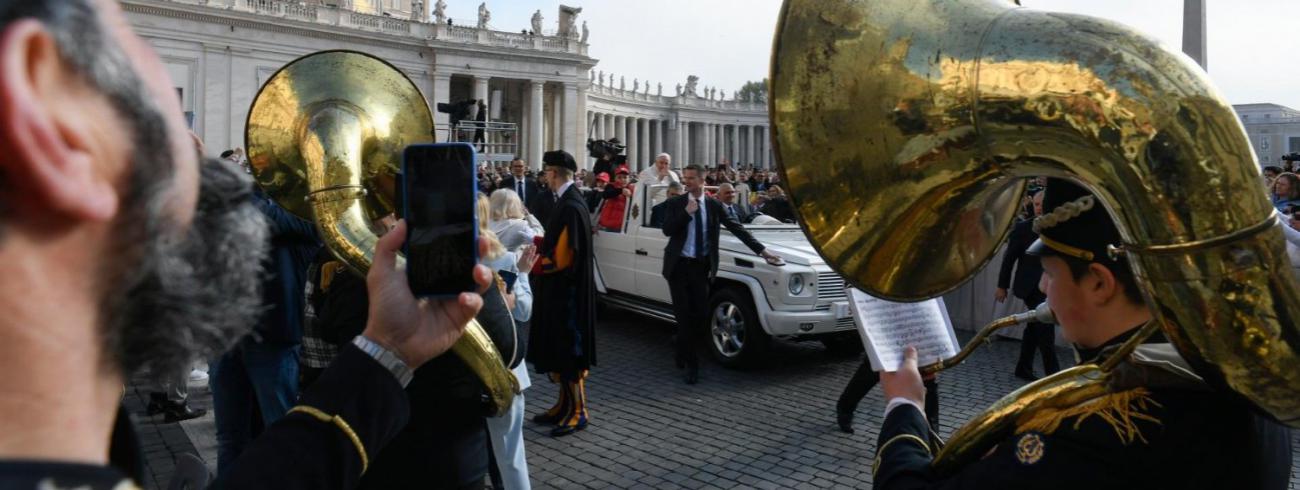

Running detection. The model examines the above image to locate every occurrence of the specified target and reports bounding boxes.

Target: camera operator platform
[436,98,519,163]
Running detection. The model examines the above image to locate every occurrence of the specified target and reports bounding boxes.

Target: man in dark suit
[661,165,782,384]
[649,181,683,228]
[500,157,544,215]
[715,183,755,224]
[995,189,1059,381]
[874,178,1293,489]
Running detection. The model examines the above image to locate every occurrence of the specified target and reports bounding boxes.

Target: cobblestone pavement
[129,314,1300,489]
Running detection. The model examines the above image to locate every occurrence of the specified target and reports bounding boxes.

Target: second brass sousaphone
[246,50,519,416]
[771,0,1300,472]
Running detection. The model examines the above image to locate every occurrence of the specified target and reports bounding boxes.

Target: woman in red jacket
[598,166,633,232]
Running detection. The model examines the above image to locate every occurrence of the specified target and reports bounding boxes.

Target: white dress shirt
[681,193,708,258]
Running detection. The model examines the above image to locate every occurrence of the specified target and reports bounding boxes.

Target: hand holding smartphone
[402,143,479,297]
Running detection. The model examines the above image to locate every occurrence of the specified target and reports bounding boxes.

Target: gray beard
[103,158,269,379]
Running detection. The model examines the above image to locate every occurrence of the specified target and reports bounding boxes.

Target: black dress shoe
[162,402,207,423]
[836,407,855,434]
[1014,369,1039,382]
[550,421,587,437]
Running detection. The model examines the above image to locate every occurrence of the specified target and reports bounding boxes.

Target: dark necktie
[694,198,706,257]
[727,204,738,221]
[517,180,524,201]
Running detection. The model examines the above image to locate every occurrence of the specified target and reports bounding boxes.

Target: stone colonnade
[585,112,773,171]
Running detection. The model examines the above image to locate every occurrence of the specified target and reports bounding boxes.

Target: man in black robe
[527,150,598,437]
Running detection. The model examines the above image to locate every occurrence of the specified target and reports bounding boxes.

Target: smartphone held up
[401,143,480,297]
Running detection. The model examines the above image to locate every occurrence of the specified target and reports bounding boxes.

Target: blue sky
[443,0,1299,109]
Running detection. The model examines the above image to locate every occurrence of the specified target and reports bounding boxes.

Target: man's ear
[0,20,118,224]
[1086,262,1120,306]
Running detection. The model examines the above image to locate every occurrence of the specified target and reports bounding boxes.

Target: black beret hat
[543,150,577,172]
[1027,178,1122,264]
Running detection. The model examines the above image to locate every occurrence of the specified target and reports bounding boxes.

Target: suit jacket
[872,331,1293,490]
[719,201,755,224]
[661,194,766,280]
[997,218,1042,300]
[500,175,543,213]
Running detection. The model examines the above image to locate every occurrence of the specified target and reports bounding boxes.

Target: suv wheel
[708,288,769,367]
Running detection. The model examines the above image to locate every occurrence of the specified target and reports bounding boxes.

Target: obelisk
[1182,0,1207,69]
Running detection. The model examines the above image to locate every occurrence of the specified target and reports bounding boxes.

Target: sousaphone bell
[246,50,518,416]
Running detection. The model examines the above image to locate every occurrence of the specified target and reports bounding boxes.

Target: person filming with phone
[661,164,783,384]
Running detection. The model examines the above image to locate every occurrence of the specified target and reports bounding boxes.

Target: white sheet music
[847,288,959,372]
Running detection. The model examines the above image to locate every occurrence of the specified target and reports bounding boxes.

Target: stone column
[762,126,772,169]
[605,114,614,140]
[473,75,490,149]
[528,80,544,170]
[647,120,657,159]
[658,119,667,160]
[562,82,580,164]
[638,118,650,170]
[682,122,691,166]
[627,117,639,171]
[705,123,715,168]
[576,83,589,166]
[615,115,626,146]
[432,73,452,141]
[746,125,756,166]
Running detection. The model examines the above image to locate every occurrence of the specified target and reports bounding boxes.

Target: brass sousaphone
[770,0,1300,472]
[245,50,518,416]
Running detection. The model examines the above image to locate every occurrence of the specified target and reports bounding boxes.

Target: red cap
[596,172,611,182]
[616,165,630,175]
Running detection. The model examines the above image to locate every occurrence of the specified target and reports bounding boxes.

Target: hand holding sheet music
[847,287,959,372]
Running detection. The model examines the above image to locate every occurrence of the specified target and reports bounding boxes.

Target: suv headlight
[788,274,805,295]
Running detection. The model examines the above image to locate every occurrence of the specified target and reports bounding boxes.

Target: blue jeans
[209,337,300,477]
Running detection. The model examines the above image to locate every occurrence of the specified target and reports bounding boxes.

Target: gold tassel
[1015,387,1163,445]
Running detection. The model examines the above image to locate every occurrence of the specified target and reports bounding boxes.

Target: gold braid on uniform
[872,434,931,477]
[1015,387,1163,444]
[288,405,370,473]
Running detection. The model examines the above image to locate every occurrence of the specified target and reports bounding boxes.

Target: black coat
[997,218,1042,300]
[214,344,411,489]
[660,194,766,280]
[760,197,796,223]
[531,187,558,226]
[500,175,544,214]
[872,331,1294,490]
[357,281,516,489]
[253,191,320,344]
[527,185,597,375]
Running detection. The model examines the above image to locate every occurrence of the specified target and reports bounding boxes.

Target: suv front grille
[816,272,847,303]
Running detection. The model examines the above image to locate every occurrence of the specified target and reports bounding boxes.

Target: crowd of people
[1,3,1293,490]
[476,151,799,234]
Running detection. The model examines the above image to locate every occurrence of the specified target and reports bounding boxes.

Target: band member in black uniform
[0,2,491,488]
[661,165,782,384]
[874,178,1293,489]
[995,189,1060,381]
[527,150,598,437]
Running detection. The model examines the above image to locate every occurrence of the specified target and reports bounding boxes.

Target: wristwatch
[352,335,414,387]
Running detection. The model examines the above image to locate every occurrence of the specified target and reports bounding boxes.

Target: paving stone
[128,315,1300,489]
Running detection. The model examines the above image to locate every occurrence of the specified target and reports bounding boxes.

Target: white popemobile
[592,181,861,367]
